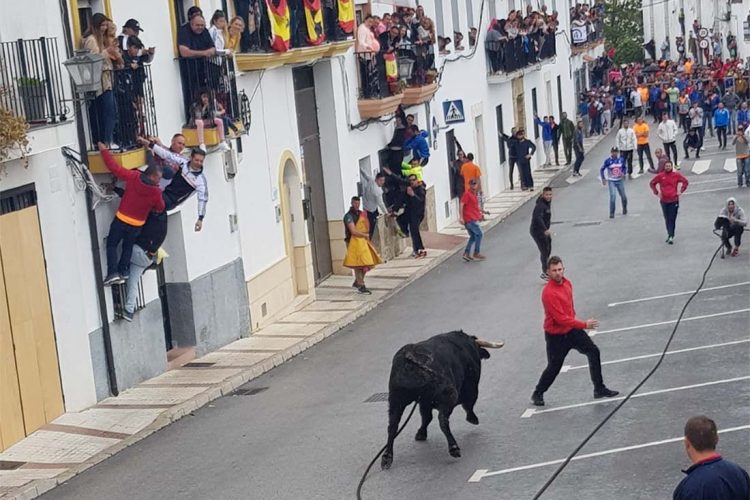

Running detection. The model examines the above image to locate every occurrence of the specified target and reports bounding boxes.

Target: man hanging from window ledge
[137,136,208,232]
[122,211,168,322]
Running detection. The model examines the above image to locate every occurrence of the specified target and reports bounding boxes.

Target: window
[557,75,563,118]
[532,88,539,139]
[546,80,553,115]
[495,105,506,164]
[489,0,496,20]
[435,0,445,36]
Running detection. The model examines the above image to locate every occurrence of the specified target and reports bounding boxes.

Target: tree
[604,0,645,65]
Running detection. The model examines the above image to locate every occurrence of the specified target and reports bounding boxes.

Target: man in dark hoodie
[123,211,168,322]
[530,187,553,280]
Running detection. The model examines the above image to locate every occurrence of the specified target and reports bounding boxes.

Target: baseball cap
[123,19,143,32]
[611,146,619,152]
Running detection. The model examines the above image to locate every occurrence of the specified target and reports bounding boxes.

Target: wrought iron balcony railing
[485,32,556,76]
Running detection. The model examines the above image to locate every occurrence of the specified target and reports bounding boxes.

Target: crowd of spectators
[485,7,558,75]
[570,1,604,49]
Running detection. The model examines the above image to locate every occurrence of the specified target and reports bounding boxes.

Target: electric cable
[532,240,727,499]
[355,400,419,500]
[61,145,117,209]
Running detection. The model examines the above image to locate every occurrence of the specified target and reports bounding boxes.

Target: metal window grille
[111,273,147,320]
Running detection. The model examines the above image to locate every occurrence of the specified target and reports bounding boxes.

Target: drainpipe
[58,0,119,396]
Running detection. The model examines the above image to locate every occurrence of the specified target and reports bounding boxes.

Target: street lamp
[62,49,104,95]
[397,56,415,82]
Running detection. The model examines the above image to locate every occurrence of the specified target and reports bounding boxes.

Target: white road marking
[683,186,739,195]
[690,177,736,185]
[607,281,750,307]
[519,376,750,418]
[565,169,588,184]
[588,308,750,337]
[691,160,711,174]
[467,425,750,481]
[724,158,738,173]
[560,338,750,373]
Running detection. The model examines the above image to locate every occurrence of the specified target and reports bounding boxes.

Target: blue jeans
[464,221,483,254]
[737,157,750,187]
[607,179,627,217]
[106,218,140,277]
[125,245,153,314]
[729,109,737,135]
[670,102,679,120]
[89,90,116,145]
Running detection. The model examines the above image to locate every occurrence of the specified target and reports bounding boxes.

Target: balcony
[571,19,604,55]
[233,1,354,71]
[0,37,68,127]
[485,33,557,84]
[86,64,159,174]
[355,51,403,119]
[177,55,251,149]
[396,43,439,106]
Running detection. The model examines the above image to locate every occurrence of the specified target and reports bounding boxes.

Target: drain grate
[234,386,269,397]
[0,461,24,471]
[364,392,389,403]
[573,221,602,227]
[183,362,216,368]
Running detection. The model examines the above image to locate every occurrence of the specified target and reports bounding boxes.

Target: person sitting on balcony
[209,10,234,56]
[98,143,165,286]
[144,139,209,232]
[189,92,229,152]
[404,125,430,166]
[83,13,119,149]
[178,14,216,58]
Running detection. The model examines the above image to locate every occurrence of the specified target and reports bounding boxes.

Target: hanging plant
[0,88,30,168]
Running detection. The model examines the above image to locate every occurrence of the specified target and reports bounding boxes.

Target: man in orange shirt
[460,153,483,213]
[633,116,654,175]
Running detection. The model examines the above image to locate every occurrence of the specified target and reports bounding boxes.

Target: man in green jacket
[560,112,576,166]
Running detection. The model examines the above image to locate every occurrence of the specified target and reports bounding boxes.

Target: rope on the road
[532,240,727,499]
[355,400,419,500]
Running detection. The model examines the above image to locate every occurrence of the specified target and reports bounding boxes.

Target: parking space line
[588,308,750,337]
[607,282,750,307]
[467,425,750,482]
[560,339,750,373]
[519,376,750,418]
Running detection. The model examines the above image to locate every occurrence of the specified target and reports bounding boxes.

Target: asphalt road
[46,127,750,500]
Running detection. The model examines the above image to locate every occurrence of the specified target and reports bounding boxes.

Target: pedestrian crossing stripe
[724,159,737,173]
[691,160,711,174]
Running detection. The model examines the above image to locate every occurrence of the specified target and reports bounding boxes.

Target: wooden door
[0,205,63,451]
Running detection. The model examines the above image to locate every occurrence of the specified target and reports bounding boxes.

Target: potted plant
[17,77,46,123]
[0,88,30,168]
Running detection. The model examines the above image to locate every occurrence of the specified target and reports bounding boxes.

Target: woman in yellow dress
[343,196,382,294]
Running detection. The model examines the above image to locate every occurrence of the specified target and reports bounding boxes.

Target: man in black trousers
[530,187,553,281]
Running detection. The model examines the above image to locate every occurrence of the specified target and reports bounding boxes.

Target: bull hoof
[415,429,427,441]
[466,412,479,425]
[381,454,393,470]
[449,445,462,458]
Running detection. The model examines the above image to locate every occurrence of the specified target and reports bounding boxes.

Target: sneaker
[418,249,428,257]
[217,142,230,153]
[731,247,739,257]
[638,169,644,174]
[667,236,674,245]
[462,253,474,262]
[410,251,419,258]
[540,272,549,281]
[472,253,486,260]
[122,310,133,322]
[357,286,372,295]
[593,387,620,399]
[393,207,405,216]
[109,142,120,150]
[623,207,628,215]
[199,143,207,152]
[352,280,358,288]
[103,274,121,286]
[609,214,615,219]
[531,391,545,406]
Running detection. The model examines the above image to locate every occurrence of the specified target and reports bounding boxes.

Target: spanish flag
[303,0,325,45]
[265,0,291,52]
[337,0,354,34]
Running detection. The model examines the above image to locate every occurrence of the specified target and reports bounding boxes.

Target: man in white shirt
[616,118,637,176]
[362,171,388,239]
[630,88,643,118]
[657,112,679,164]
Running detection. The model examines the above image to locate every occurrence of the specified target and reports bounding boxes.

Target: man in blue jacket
[613,90,626,128]
[535,114,555,166]
[600,147,628,219]
[403,125,430,165]
[713,102,730,149]
[673,415,749,500]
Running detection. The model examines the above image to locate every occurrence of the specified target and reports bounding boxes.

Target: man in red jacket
[649,160,689,244]
[531,256,619,406]
[99,142,165,286]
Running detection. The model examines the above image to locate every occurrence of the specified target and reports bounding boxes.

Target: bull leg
[462,383,480,425]
[381,398,409,470]
[415,401,433,441]
[437,406,461,458]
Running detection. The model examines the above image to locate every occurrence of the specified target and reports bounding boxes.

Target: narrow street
[45,130,750,499]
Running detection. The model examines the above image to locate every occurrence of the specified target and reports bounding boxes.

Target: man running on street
[530,187,553,281]
[600,147,628,219]
[531,256,619,406]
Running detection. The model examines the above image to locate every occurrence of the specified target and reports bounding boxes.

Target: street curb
[3,138,609,500]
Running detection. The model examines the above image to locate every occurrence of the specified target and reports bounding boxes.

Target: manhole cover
[364,392,389,403]
[234,387,269,397]
[572,221,602,227]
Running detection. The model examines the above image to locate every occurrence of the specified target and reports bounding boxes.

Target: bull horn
[475,339,504,349]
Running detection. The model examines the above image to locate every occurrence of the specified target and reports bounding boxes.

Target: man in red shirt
[459,179,485,261]
[649,159,689,244]
[99,142,165,286]
[531,256,619,406]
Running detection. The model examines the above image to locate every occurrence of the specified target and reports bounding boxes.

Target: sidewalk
[0,133,609,500]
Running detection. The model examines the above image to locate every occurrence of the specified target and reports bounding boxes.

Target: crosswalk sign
[443,100,465,124]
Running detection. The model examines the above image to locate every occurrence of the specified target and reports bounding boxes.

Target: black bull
[381,331,503,470]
